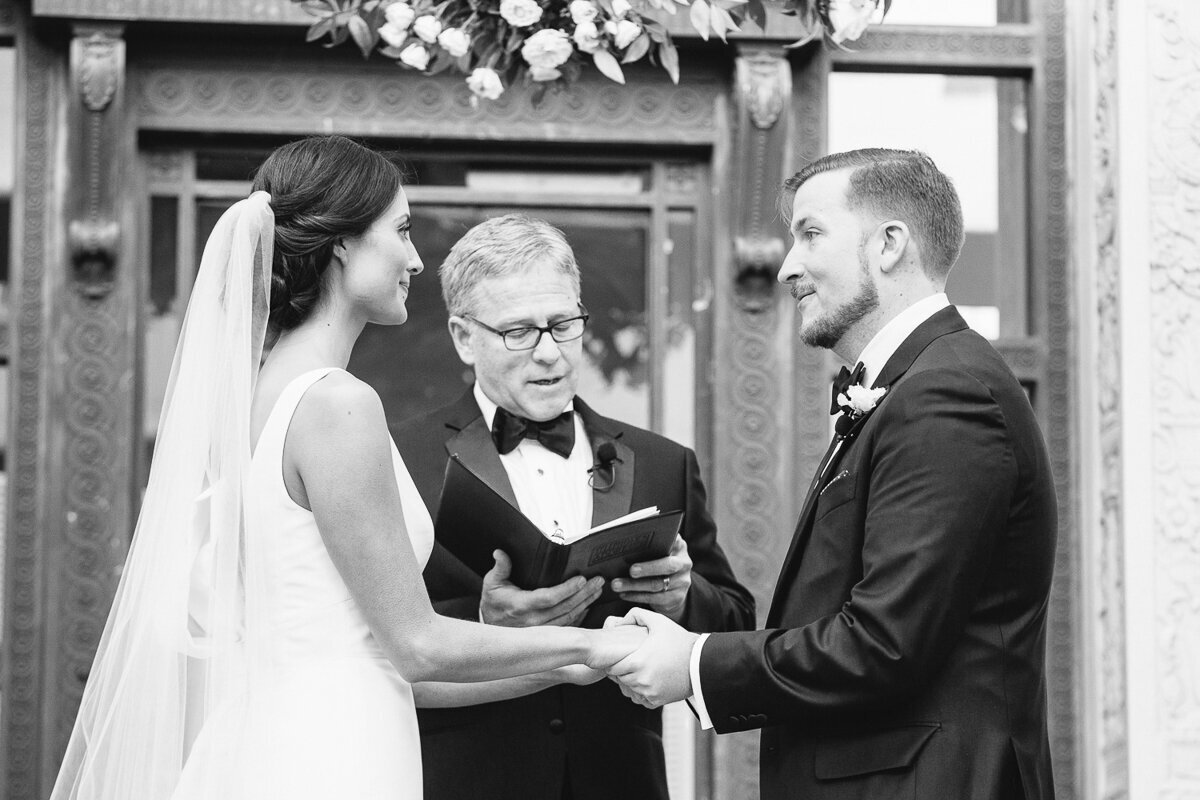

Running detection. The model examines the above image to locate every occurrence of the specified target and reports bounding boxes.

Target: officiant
[393,214,755,800]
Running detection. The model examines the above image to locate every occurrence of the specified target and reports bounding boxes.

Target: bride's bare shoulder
[295,370,386,436]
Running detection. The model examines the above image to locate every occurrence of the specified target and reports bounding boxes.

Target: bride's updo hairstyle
[252,135,403,330]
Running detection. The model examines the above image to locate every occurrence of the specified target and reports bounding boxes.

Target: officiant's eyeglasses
[465,305,590,351]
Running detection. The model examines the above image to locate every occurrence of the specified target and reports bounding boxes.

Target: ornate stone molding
[833,25,1038,69]
[134,58,720,144]
[69,26,125,299]
[1146,1,1200,793]
[3,16,56,799]
[1038,2,1081,797]
[1081,0,1131,796]
[731,46,790,311]
[33,0,308,24]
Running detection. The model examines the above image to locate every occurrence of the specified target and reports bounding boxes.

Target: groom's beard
[800,246,879,351]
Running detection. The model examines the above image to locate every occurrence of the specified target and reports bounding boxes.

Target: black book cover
[434,453,683,591]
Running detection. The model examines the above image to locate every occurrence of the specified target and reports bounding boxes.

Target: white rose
[437,27,471,57]
[528,65,562,82]
[828,0,876,43]
[572,20,603,53]
[613,18,641,48]
[412,15,443,43]
[398,43,431,70]
[521,28,573,70]
[378,22,409,48]
[466,67,504,99]
[384,1,416,29]
[611,0,632,17]
[499,0,543,28]
[569,0,598,23]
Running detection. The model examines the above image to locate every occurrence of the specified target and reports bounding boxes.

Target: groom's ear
[447,316,477,367]
[876,220,911,275]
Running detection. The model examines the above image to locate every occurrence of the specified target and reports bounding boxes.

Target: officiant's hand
[604,608,697,709]
[611,535,692,622]
[481,549,604,627]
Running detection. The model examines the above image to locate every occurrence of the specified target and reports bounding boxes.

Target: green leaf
[688,0,711,40]
[379,44,408,58]
[327,25,350,47]
[348,14,376,56]
[306,16,337,41]
[592,49,625,84]
[301,0,333,16]
[657,40,679,83]
[746,0,766,31]
[621,33,651,63]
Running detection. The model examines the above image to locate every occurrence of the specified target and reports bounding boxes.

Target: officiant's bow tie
[830,362,866,414]
[491,406,575,458]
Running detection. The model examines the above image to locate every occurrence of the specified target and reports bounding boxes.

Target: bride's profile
[50,135,645,799]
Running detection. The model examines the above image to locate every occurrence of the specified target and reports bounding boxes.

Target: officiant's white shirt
[474,384,593,545]
[688,293,950,729]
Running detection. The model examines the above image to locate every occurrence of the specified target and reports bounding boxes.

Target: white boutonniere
[837,384,887,419]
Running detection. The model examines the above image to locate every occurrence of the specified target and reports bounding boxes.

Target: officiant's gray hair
[440,214,581,317]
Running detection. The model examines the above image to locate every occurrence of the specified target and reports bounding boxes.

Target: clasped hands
[479,536,698,706]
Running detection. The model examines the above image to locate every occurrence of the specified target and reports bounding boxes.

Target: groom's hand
[481,550,603,627]
[605,608,697,708]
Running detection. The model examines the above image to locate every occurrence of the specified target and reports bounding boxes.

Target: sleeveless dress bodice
[172,368,432,799]
[249,367,434,664]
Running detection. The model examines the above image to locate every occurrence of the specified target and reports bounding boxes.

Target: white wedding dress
[171,367,434,799]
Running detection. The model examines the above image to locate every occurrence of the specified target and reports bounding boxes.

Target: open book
[434,453,684,592]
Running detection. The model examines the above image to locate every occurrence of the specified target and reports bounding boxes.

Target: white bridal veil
[50,192,274,799]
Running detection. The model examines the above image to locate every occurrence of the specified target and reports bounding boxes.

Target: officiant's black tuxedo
[699,306,1057,800]
[393,390,755,800]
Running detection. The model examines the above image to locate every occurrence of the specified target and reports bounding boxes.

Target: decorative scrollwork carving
[738,51,788,130]
[78,34,119,111]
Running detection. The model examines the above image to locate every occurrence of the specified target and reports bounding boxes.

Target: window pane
[828,72,1029,338]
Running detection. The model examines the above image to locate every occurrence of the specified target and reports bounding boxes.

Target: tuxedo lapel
[440,390,520,508]
[767,434,851,625]
[575,399,635,526]
[767,306,970,626]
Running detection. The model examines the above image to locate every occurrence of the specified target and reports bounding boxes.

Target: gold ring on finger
[662,576,670,591]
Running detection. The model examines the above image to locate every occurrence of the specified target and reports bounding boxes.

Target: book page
[587,506,660,535]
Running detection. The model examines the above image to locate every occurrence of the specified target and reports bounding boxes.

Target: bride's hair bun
[251,136,403,331]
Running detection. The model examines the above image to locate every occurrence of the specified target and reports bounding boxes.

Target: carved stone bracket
[732,46,792,311]
[68,25,125,299]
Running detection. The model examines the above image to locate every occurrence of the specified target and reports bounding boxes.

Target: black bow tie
[491,407,576,458]
[830,361,866,414]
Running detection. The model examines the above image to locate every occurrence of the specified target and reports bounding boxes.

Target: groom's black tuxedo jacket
[699,307,1057,800]
[393,390,755,800]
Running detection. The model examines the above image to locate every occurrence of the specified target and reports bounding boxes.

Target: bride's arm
[288,375,643,684]
[412,665,604,708]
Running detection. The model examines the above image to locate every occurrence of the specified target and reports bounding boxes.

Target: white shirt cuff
[687,633,714,730]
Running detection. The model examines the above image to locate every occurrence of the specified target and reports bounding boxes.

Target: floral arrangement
[293,0,889,101]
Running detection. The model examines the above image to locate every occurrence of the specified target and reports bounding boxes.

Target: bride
[50,135,645,799]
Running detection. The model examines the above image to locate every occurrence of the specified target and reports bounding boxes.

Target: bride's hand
[551,664,606,686]
[584,623,647,671]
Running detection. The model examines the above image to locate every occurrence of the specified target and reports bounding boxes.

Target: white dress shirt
[473,384,594,545]
[687,293,952,729]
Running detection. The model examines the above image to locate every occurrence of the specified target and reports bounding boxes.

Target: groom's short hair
[782,149,965,282]
[440,214,581,317]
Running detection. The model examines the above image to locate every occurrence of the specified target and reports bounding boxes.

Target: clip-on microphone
[587,442,623,491]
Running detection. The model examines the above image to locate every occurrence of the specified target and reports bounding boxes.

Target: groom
[609,149,1058,800]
